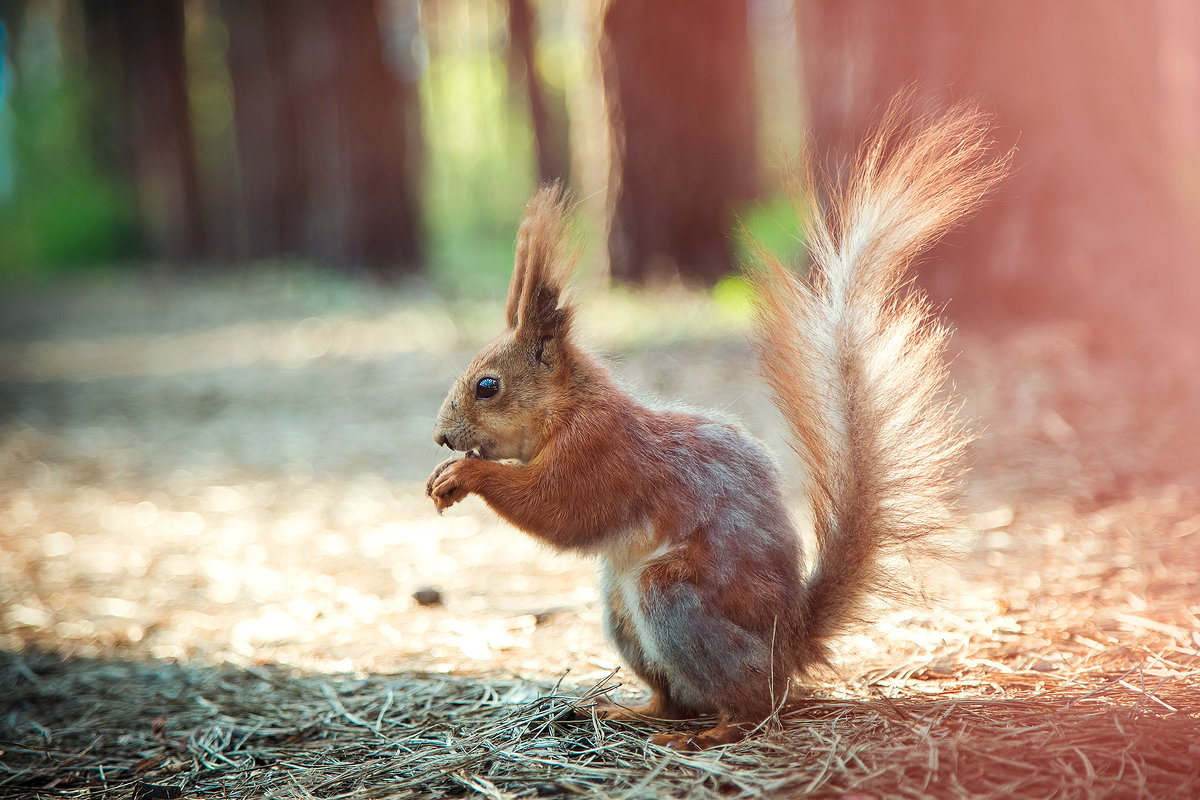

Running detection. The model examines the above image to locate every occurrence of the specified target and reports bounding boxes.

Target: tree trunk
[507,0,570,185]
[81,0,133,186]
[223,0,307,260]
[104,0,206,261]
[601,0,757,285]
[797,0,1186,325]
[224,0,423,275]
[322,0,423,274]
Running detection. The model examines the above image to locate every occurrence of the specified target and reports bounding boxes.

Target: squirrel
[426,101,1009,750]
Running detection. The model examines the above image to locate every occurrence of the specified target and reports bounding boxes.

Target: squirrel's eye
[475,377,500,399]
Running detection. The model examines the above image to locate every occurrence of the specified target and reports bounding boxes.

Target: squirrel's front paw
[425,457,456,496]
[426,457,473,513]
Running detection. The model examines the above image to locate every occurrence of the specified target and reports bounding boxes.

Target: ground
[1,270,1198,798]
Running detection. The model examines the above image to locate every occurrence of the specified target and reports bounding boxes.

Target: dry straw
[2,640,1197,800]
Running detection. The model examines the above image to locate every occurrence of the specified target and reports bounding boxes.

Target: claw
[649,732,696,750]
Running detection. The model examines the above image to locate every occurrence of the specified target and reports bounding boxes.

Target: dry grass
[2,276,1200,798]
[3,642,1198,799]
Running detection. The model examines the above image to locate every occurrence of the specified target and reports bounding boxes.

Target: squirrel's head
[433,185,577,464]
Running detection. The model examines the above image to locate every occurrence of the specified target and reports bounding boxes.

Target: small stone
[412,587,443,607]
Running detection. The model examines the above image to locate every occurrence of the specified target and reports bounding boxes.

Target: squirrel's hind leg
[633,564,786,744]
[600,555,784,746]
[599,586,696,721]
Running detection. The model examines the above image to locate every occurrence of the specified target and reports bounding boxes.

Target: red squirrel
[426,102,1008,749]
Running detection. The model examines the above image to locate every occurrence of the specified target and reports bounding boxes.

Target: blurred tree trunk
[601,0,757,285]
[1160,0,1200,223]
[506,0,570,185]
[0,2,29,77]
[224,0,423,276]
[796,1,1187,326]
[321,0,423,273]
[224,0,306,259]
[88,0,206,260]
[81,1,133,192]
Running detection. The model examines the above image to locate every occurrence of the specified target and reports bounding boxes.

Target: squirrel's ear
[505,183,576,348]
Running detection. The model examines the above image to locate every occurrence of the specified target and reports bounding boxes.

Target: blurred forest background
[1,0,1197,329]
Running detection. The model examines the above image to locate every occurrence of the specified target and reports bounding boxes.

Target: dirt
[1,269,1198,698]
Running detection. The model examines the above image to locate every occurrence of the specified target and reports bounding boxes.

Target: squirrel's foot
[650,719,748,751]
[592,693,688,722]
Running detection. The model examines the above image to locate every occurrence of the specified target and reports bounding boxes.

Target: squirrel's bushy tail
[752,100,1010,670]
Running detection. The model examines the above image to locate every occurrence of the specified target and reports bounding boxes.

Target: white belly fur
[597,527,708,708]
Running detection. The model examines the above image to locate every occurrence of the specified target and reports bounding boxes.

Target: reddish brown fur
[428,105,1008,750]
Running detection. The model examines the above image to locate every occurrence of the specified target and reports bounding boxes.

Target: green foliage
[0,72,140,276]
[711,273,756,317]
[420,32,538,299]
[0,168,138,272]
[734,191,806,272]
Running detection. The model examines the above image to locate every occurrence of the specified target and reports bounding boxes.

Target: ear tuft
[505,183,577,344]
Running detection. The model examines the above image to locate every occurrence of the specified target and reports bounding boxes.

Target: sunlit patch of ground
[1,272,1198,798]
